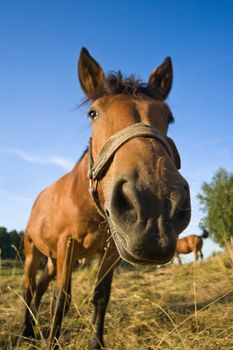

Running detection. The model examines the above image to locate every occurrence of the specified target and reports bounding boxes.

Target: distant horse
[175,229,209,264]
[22,48,191,349]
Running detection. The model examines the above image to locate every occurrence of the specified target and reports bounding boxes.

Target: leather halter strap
[88,122,179,218]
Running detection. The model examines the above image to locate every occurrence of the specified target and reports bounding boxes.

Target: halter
[88,122,180,218]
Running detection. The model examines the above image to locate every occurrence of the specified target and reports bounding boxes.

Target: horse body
[22,48,191,349]
[26,153,105,260]
[175,230,209,263]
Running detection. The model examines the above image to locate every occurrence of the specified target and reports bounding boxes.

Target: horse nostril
[183,183,189,197]
[110,180,137,225]
[170,187,187,220]
[170,184,191,234]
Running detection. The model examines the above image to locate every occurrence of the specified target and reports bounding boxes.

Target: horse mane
[72,148,88,172]
[84,71,163,103]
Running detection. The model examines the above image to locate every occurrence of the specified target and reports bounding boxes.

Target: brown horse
[22,48,191,349]
[175,229,209,264]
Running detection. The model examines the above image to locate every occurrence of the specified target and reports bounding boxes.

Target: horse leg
[200,250,204,260]
[89,238,120,350]
[55,272,72,316]
[194,250,198,262]
[34,257,57,312]
[49,236,74,350]
[34,257,71,315]
[177,254,182,265]
[22,234,42,338]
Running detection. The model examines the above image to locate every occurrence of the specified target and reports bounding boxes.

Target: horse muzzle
[105,177,191,265]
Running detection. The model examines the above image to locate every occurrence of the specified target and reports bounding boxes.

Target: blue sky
[0,1,233,260]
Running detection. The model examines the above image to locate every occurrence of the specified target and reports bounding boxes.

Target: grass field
[1,249,233,350]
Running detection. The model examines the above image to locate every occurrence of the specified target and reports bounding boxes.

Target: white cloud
[0,147,74,170]
[0,188,31,203]
[8,194,32,202]
[46,156,74,170]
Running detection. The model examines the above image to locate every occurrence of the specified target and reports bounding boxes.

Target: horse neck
[70,151,93,207]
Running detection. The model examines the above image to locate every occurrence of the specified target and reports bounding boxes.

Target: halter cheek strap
[88,122,180,218]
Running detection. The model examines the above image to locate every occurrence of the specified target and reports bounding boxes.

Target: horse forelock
[82,71,163,104]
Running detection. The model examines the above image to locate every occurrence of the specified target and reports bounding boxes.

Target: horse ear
[78,48,105,98]
[148,57,173,100]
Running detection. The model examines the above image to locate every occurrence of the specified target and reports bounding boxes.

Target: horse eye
[88,110,98,120]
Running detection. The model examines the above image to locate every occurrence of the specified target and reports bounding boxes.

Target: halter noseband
[88,122,180,218]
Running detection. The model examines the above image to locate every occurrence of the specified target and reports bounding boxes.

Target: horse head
[78,48,191,265]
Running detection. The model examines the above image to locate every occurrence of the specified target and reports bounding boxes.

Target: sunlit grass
[1,249,233,349]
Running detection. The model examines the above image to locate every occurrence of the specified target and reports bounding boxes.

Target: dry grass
[1,250,233,350]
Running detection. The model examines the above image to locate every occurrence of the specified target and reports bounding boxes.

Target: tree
[198,168,233,247]
[9,230,23,258]
[0,227,11,258]
[0,227,24,259]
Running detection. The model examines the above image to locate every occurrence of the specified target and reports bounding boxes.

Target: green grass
[0,260,24,277]
[1,250,233,349]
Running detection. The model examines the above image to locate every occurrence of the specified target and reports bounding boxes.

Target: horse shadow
[167,290,233,315]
